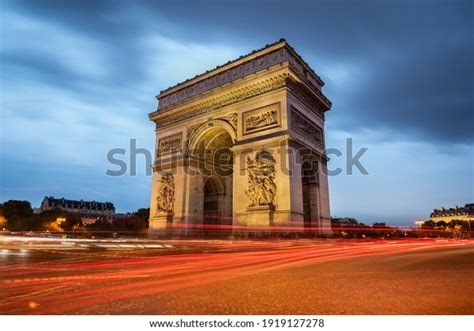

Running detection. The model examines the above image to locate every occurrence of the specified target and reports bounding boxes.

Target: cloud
[142,35,241,93]
[323,42,473,145]
[0,0,471,222]
[1,10,108,81]
[0,4,247,211]
[326,129,473,224]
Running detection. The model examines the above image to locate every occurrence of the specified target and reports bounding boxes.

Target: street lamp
[415,220,424,229]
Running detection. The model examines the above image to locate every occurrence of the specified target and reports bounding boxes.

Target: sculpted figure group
[245,152,277,207]
[156,174,175,214]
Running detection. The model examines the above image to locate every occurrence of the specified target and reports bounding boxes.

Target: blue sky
[0,0,472,225]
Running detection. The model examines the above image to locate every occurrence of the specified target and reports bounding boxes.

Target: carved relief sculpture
[291,110,322,144]
[243,103,281,135]
[245,110,278,130]
[153,74,290,128]
[158,47,290,110]
[156,174,175,214]
[245,152,277,207]
[225,112,238,131]
[187,123,203,141]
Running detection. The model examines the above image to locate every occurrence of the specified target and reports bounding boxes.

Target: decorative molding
[158,48,290,109]
[242,103,281,135]
[291,109,323,146]
[158,133,182,156]
[245,151,276,207]
[155,174,175,214]
[186,123,203,141]
[287,79,327,120]
[185,113,237,148]
[153,73,292,128]
[223,112,238,131]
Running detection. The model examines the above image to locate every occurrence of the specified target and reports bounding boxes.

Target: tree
[35,208,82,231]
[2,200,33,219]
[421,220,435,229]
[0,203,6,229]
[2,200,40,231]
[436,221,447,228]
[87,218,112,231]
[61,215,82,231]
[132,208,150,221]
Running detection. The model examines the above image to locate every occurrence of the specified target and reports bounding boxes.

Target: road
[1,236,473,314]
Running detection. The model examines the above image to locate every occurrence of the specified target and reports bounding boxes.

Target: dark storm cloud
[3,0,162,95]
[150,0,472,145]
[337,43,473,144]
[8,0,472,144]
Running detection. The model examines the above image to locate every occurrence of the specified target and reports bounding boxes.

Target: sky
[0,0,472,225]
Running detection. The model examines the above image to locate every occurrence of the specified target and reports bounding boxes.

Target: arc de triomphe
[148,39,332,236]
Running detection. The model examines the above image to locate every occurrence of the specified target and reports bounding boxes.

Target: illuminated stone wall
[148,39,332,236]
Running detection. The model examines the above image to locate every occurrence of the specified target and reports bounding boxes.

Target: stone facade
[430,204,474,223]
[39,196,116,216]
[148,39,332,236]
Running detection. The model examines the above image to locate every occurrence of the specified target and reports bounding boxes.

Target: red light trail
[1,238,472,314]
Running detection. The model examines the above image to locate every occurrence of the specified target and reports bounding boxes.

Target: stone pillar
[318,158,332,235]
[149,170,171,237]
[232,136,304,232]
[149,159,188,237]
[232,145,252,229]
[309,183,320,230]
[286,142,304,228]
[185,165,205,235]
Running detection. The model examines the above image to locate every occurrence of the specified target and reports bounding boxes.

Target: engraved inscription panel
[243,103,281,135]
[158,133,182,156]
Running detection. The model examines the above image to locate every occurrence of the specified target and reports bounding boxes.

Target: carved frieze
[291,109,323,145]
[158,133,182,156]
[245,152,276,207]
[155,174,175,214]
[159,48,289,109]
[153,74,291,128]
[242,103,281,135]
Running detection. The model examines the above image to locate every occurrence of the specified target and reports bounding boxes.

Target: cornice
[156,40,327,110]
[286,79,331,121]
[150,72,293,128]
[158,39,288,98]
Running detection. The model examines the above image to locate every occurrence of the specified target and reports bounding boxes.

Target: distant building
[39,196,116,217]
[430,203,474,223]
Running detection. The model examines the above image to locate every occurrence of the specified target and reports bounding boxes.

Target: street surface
[1,236,473,314]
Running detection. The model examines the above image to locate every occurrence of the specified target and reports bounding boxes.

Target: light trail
[0,238,472,314]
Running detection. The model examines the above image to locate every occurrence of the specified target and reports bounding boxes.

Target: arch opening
[189,125,234,230]
[203,176,224,225]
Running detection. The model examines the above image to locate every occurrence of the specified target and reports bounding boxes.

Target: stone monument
[148,39,332,236]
